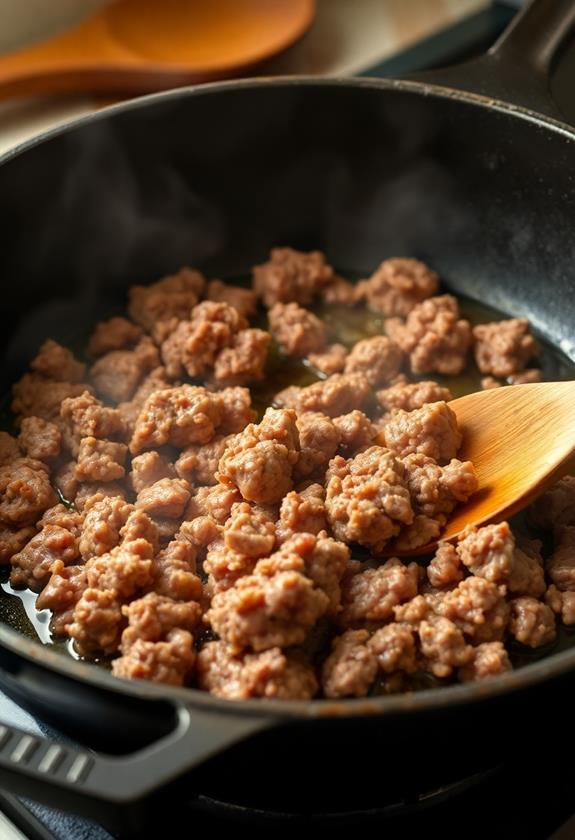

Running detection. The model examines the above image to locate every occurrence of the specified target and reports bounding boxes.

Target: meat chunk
[294,411,339,480]
[402,453,478,521]
[383,401,461,463]
[130,385,225,453]
[0,432,20,466]
[217,408,300,504]
[427,543,464,588]
[204,543,258,594]
[12,374,91,423]
[39,504,83,536]
[205,279,257,319]
[0,524,37,563]
[17,417,61,462]
[436,576,509,643]
[279,531,350,613]
[473,318,539,377]
[85,538,154,598]
[375,379,453,415]
[252,247,335,308]
[529,475,575,531]
[481,376,502,390]
[67,588,123,656]
[30,339,85,383]
[354,258,438,316]
[74,437,128,483]
[307,344,348,375]
[275,373,370,417]
[545,585,575,625]
[116,366,171,435]
[198,641,317,699]
[457,522,515,583]
[10,525,78,591]
[90,337,159,403]
[369,623,418,675]
[276,484,328,544]
[136,478,190,519]
[175,436,230,486]
[459,642,512,682]
[60,391,125,453]
[333,410,377,453]
[129,451,175,493]
[325,447,413,552]
[120,592,201,650]
[0,458,56,527]
[509,369,541,384]
[212,328,270,387]
[128,266,205,332]
[321,629,377,698]
[224,502,276,557]
[509,538,546,598]
[186,484,242,524]
[79,495,133,559]
[152,539,202,602]
[219,386,257,434]
[320,275,356,305]
[268,302,327,357]
[339,558,419,627]
[547,525,575,591]
[112,629,195,685]
[87,316,143,356]
[36,560,87,636]
[509,597,556,648]
[418,615,472,678]
[75,482,128,511]
[385,294,472,375]
[344,336,403,386]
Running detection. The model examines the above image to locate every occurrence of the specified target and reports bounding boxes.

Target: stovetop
[2,3,575,838]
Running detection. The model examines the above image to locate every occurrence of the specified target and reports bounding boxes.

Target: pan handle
[0,701,275,827]
[411,0,575,122]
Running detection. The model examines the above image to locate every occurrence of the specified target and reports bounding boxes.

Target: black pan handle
[0,700,274,826]
[412,0,575,122]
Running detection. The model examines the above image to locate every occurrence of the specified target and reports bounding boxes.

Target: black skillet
[1,0,575,830]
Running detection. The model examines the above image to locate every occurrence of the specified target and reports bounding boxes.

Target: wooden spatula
[0,0,315,101]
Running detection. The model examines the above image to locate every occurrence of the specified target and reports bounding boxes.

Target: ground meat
[75,482,128,510]
[205,557,329,652]
[325,447,413,552]
[0,458,56,527]
[212,328,270,387]
[53,461,79,501]
[275,373,371,417]
[85,538,154,599]
[130,385,226,453]
[0,525,37,563]
[0,432,20,466]
[320,275,356,305]
[276,485,328,544]
[545,585,575,625]
[129,451,175,493]
[218,386,257,434]
[547,526,575,591]
[294,412,339,480]
[120,592,201,651]
[78,495,133,560]
[224,502,276,557]
[281,531,350,613]
[375,379,453,415]
[418,615,472,678]
[402,453,477,524]
[136,478,190,519]
[529,475,575,531]
[509,597,556,648]
[60,391,125,453]
[252,247,335,308]
[393,515,444,552]
[128,266,205,332]
[12,374,91,423]
[187,483,242,524]
[333,410,377,453]
[339,558,419,627]
[68,588,123,656]
[321,629,377,698]
[368,623,418,674]
[473,318,539,377]
[383,401,461,463]
[17,417,61,462]
[205,279,257,319]
[87,316,143,356]
[354,258,438,316]
[307,344,348,375]
[457,522,514,583]
[119,510,159,553]
[427,543,464,588]
[90,337,160,403]
[458,641,512,682]
[344,336,403,387]
[175,436,230,486]
[112,628,195,685]
[509,369,541,384]
[197,642,318,700]
[481,376,502,390]
[30,339,86,383]
[36,560,87,636]
[385,294,472,375]
[178,515,221,554]
[217,408,300,504]
[117,366,172,434]
[268,302,327,357]
[509,538,546,598]
[152,540,202,602]
[74,437,128,483]
[204,543,257,594]
[39,504,83,536]
[436,576,509,643]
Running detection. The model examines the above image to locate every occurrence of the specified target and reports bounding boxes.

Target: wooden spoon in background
[0,0,315,101]
[395,381,575,556]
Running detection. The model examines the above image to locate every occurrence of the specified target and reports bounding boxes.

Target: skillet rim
[2,74,575,720]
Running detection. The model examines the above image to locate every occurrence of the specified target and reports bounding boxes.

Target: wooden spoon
[0,0,315,101]
[396,381,575,556]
